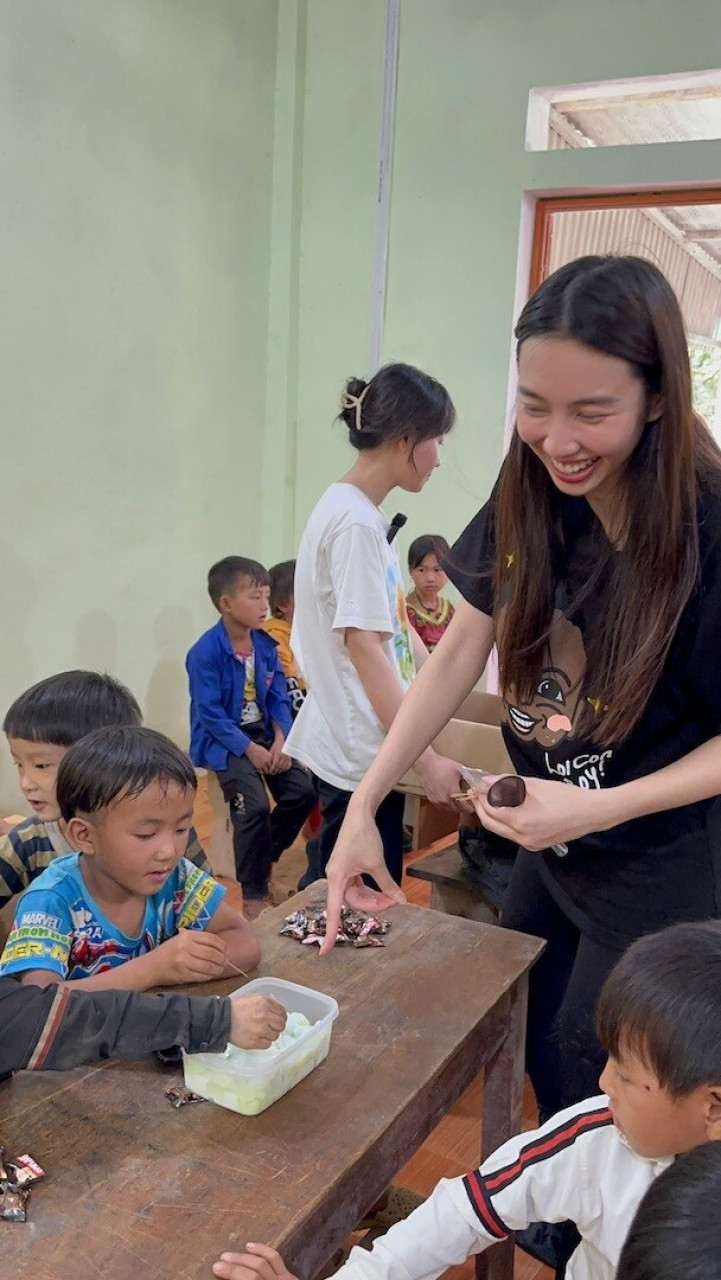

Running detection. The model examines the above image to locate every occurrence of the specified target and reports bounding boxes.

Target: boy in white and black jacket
[212,921,721,1280]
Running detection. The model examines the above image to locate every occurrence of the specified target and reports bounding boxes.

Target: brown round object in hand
[486,774,526,808]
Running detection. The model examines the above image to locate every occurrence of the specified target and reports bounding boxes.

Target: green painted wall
[0,0,278,807]
[291,0,389,541]
[289,0,721,574]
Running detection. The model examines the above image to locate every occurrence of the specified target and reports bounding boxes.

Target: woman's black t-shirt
[447,488,721,946]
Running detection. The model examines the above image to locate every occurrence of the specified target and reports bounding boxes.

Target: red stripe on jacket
[485,1107,614,1194]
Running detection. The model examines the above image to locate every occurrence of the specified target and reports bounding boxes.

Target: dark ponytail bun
[336,363,455,452]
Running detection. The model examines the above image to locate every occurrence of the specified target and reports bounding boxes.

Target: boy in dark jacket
[1,976,286,1079]
[186,558,315,917]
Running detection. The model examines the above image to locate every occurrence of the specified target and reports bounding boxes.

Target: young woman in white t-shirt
[285,362,461,892]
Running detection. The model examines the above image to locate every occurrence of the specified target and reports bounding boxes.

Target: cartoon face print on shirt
[503,610,587,749]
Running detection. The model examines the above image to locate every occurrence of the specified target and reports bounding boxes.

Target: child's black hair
[57,726,197,822]
[207,556,270,610]
[595,921,721,1098]
[338,362,455,453]
[3,671,142,747]
[616,1143,721,1280]
[408,534,450,572]
[268,560,296,617]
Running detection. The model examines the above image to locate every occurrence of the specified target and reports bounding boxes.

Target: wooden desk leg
[475,976,529,1280]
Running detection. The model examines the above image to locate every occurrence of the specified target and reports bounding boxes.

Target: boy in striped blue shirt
[0,670,211,917]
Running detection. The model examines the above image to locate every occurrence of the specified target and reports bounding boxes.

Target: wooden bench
[407,843,500,924]
[403,793,459,850]
[193,769,238,881]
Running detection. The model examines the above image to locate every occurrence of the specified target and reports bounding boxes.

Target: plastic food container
[182,976,339,1115]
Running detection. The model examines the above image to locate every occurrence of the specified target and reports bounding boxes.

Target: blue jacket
[186,620,293,772]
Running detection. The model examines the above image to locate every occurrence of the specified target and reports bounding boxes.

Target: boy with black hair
[616,1143,721,1280]
[0,670,211,910]
[0,726,261,991]
[211,920,721,1280]
[187,557,316,918]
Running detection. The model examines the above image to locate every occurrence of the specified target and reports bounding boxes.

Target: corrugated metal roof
[547,204,721,339]
[546,113,721,339]
[562,92,721,148]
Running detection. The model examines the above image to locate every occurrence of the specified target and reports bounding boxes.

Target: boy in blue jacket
[186,557,316,917]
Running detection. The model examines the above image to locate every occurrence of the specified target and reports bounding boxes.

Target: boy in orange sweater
[262,560,306,719]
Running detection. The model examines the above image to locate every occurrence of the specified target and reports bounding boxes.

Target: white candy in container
[182,977,339,1115]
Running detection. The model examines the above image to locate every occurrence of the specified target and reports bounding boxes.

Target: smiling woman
[321,257,721,1151]
[516,338,654,503]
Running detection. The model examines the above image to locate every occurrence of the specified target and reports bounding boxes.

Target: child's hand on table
[229,995,287,1049]
[213,1244,298,1280]
[152,929,228,984]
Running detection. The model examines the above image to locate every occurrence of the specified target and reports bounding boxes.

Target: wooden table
[0,886,544,1280]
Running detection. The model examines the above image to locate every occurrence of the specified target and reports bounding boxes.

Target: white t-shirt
[236,649,262,726]
[285,483,416,789]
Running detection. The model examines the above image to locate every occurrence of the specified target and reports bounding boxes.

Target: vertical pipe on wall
[369,0,400,373]
[261,0,307,563]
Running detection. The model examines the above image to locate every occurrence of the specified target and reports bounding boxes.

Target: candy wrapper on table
[0,1147,45,1222]
[164,1085,206,1109]
[280,901,391,949]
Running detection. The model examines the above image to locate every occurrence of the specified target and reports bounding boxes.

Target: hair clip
[340,384,369,433]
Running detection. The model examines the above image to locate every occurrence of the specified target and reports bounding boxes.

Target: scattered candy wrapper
[0,1186,28,1222]
[281,903,390,950]
[6,1155,45,1188]
[164,1085,206,1109]
[0,1146,45,1223]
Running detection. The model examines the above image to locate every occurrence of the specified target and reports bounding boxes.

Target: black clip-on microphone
[387,512,407,544]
